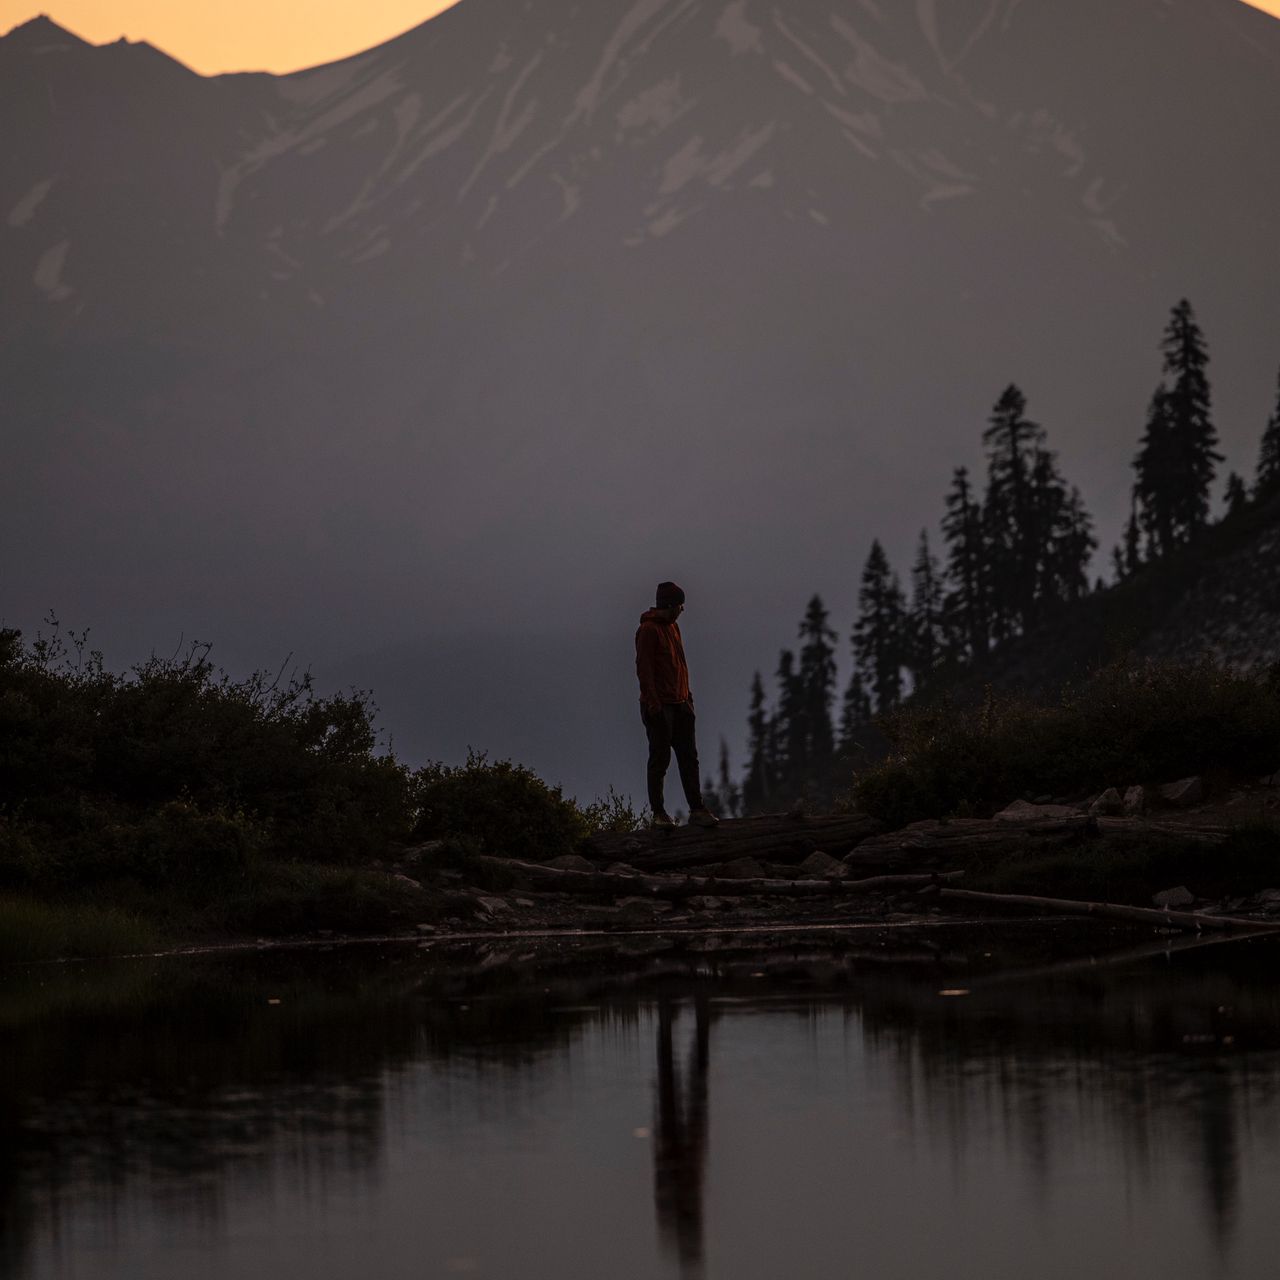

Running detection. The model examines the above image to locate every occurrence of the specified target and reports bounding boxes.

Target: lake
[6,920,1280,1279]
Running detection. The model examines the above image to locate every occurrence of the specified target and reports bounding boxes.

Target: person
[635,581,719,830]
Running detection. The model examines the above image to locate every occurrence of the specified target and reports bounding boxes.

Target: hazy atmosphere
[4,0,1280,801]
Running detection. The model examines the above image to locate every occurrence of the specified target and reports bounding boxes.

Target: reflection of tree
[653,994,711,1280]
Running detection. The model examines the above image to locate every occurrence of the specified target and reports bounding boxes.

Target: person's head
[655,581,685,621]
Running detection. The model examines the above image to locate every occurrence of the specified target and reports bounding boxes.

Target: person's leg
[669,703,705,812]
[644,706,674,816]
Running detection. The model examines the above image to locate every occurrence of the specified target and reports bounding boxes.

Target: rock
[1152,886,1195,909]
[714,857,768,879]
[476,896,512,915]
[1159,776,1204,808]
[687,895,723,911]
[798,851,848,879]
[414,923,437,935]
[514,898,536,908]
[605,862,638,875]
[1260,771,1280,788]
[1033,795,1053,805]
[545,854,597,872]
[390,871,423,889]
[1123,785,1146,815]
[617,896,672,912]
[1090,787,1124,816]
[995,799,1080,821]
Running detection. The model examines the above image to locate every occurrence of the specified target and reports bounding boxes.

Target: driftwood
[940,886,1280,934]
[486,855,960,899]
[584,813,884,871]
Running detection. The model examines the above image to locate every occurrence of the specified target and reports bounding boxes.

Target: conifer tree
[1258,367,1280,498]
[773,648,805,789]
[1123,502,1143,577]
[982,384,1046,637]
[940,467,988,662]
[838,672,872,752]
[741,671,772,813]
[852,540,906,715]
[907,529,943,687]
[1134,299,1221,554]
[796,595,837,777]
[712,737,741,818]
[1223,472,1248,517]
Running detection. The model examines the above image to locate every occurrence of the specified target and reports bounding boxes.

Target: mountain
[3,0,1279,799]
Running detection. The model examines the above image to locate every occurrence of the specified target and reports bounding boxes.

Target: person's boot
[688,807,719,828]
[650,812,677,830]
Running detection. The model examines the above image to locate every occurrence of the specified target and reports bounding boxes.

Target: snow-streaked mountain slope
[2,0,1279,798]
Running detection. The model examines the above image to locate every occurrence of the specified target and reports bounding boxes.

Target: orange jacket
[635,609,692,712]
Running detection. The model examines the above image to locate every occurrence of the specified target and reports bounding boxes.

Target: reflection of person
[653,994,710,1278]
[635,582,719,830]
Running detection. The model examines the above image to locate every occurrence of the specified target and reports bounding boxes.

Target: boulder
[476,896,512,915]
[545,854,597,872]
[1152,886,1195,909]
[995,799,1079,821]
[1123,785,1146,815]
[798,851,849,879]
[1090,788,1124,817]
[1159,776,1204,808]
[687,895,724,911]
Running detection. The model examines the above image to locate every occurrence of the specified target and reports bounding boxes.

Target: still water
[6,921,1280,1280]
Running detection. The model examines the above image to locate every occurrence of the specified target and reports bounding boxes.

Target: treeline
[707,299,1280,816]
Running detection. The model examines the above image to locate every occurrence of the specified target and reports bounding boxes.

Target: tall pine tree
[1134,299,1221,555]
[741,671,772,814]
[982,384,1045,638]
[1258,367,1280,499]
[852,540,906,715]
[940,467,988,662]
[796,595,837,779]
[907,529,944,688]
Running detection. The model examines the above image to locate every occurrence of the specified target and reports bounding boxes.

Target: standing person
[635,581,719,830]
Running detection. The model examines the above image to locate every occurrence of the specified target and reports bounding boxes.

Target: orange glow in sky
[0,1,464,75]
[0,0,1277,76]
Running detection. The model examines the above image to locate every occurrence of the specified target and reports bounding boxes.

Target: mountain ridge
[4,0,1280,800]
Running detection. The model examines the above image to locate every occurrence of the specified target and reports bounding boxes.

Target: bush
[853,657,1280,827]
[413,751,590,861]
[0,621,417,889]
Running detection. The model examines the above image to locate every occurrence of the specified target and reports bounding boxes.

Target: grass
[964,822,1280,907]
[0,896,162,963]
[853,657,1280,827]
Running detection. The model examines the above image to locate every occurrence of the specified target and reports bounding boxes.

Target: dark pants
[643,701,703,816]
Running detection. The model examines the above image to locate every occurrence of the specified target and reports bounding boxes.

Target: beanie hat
[656,581,686,608]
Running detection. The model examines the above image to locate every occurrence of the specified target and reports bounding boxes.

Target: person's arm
[636,626,663,715]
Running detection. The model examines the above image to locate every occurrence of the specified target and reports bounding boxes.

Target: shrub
[0,621,417,888]
[413,751,590,861]
[853,657,1280,827]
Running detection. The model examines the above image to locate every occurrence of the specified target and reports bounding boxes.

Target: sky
[1,0,1277,74]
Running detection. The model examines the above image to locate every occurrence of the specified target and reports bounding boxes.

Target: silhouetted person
[635,581,718,830]
[653,994,711,1278]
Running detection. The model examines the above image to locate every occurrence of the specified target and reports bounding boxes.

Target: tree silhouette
[1257,367,1280,498]
[982,384,1045,638]
[796,595,837,779]
[907,529,944,688]
[1134,299,1221,555]
[852,540,906,715]
[940,466,988,662]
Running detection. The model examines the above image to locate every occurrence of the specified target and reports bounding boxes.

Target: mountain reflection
[5,924,1280,1279]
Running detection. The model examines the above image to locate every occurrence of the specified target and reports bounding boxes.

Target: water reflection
[5,923,1280,1279]
[654,994,711,1277]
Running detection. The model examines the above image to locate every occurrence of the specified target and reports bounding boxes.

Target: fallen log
[939,886,1280,933]
[584,812,884,871]
[484,855,960,898]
